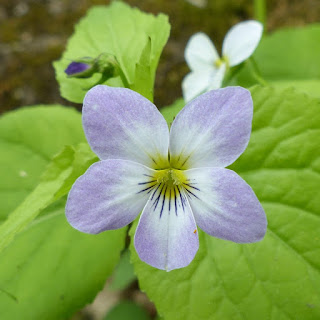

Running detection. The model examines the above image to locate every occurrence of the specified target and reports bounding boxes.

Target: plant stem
[254,0,266,29]
[250,57,268,86]
[118,68,131,89]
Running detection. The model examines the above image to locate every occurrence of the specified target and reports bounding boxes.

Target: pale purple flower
[66,85,267,271]
[183,21,263,102]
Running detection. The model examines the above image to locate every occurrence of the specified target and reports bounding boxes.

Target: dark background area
[0,0,319,115]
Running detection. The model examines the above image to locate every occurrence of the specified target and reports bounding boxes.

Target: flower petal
[169,86,253,169]
[185,32,219,71]
[206,63,226,91]
[182,69,213,103]
[66,159,156,234]
[134,187,199,271]
[182,64,227,103]
[83,85,170,168]
[222,20,263,67]
[183,167,267,243]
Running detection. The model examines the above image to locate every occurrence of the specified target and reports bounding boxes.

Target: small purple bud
[65,62,90,76]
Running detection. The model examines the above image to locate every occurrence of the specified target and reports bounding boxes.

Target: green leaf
[52,143,98,200]
[268,79,320,99]
[236,24,320,97]
[0,202,126,320]
[0,105,85,220]
[54,2,170,103]
[0,105,126,319]
[104,301,151,320]
[160,98,184,125]
[131,37,153,101]
[130,86,320,320]
[110,249,136,291]
[0,143,97,253]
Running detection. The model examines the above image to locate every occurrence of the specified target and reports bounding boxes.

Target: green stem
[252,71,268,86]
[249,57,268,86]
[222,64,244,87]
[118,67,131,89]
[113,56,131,89]
[254,0,266,28]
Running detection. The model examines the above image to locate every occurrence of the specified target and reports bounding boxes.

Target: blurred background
[0,0,320,115]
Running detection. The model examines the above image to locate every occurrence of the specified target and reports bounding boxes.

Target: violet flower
[66,85,267,271]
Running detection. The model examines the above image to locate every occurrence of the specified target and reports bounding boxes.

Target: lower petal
[134,187,199,271]
[182,69,217,103]
[66,159,155,234]
[207,63,226,91]
[184,167,267,243]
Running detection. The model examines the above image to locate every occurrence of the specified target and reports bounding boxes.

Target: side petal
[185,32,220,71]
[182,69,215,103]
[134,187,199,271]
[66,159,156,234]
[184,167,267,243]
[169,86,253,169]
[222,20,263,67]
[83,85,170,169]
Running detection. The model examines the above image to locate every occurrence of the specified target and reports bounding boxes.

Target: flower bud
[64,54,120,81]
[64,57,96,78]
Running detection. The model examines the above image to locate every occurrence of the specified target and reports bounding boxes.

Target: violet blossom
[66,85,267,271]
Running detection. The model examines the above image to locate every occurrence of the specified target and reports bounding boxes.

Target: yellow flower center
[137,167,200,219]
[154,168,188,188]
[214,55,229,68]
[215,58,223,68]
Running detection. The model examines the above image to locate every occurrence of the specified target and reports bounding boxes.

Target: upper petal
[83,85,170,168]
[183,167,267,243]
[134,186,199,271]
[222,20,263,67]
[169,86,253,169]
[66,159,155,234]
[185,32,220,71]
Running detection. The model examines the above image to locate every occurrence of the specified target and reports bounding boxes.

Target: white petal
[185,32,220,71]
[207,63,226,91]
[134,186,199,271]
[222,20,263,67]
[182,69,214,103]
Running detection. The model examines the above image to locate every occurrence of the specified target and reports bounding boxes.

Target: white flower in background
[182,20,263,102]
